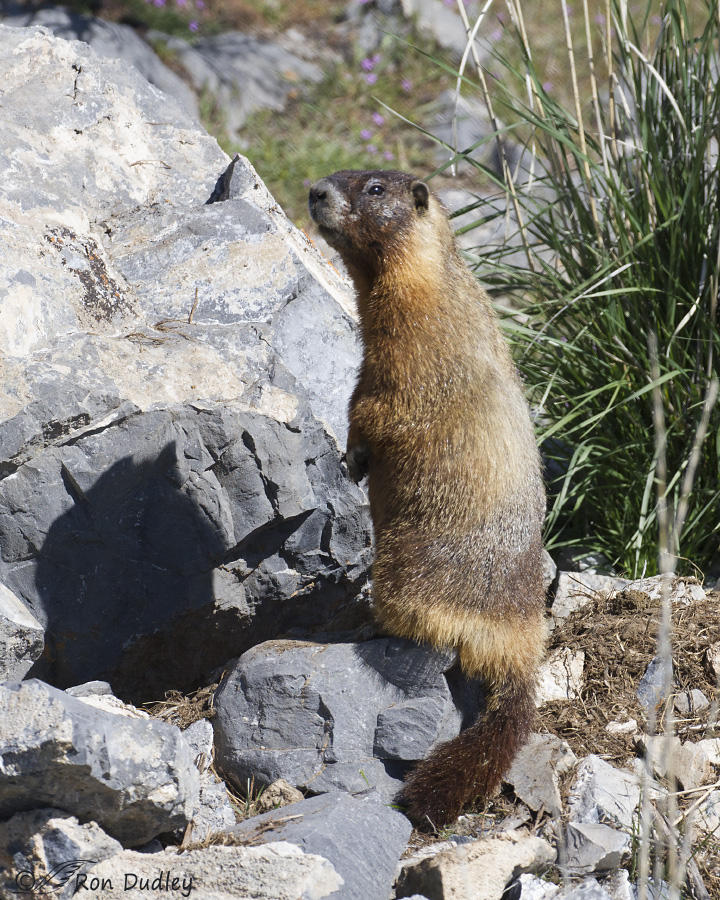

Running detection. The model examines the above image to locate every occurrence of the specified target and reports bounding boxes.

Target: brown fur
[308,170,546,828]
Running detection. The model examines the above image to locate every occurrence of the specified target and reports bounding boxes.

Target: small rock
[602,869,634,900]
[695,789,720,834]
[706,641,720,679]
[565,822,630,874]
[395,829,556,900]
[505,733,577,815]
[70,690,150,719]
[605,720,637,735]
[254,779,305,814]
[567,756,641,831]
[189,773,237,843]
[516,873,560,898]
[396,836,477,885]
[551,573,629,624]
[554,879,613,900]
[182,719,215,773]
[0,809,122,900]
[639,734,719,790]
[631,574,705,604]
[637,656,672,713]
[0,583,45,681]
[233,792,412,900]
[677,738,720,786]
[674,689,710,717]
[66,681,114,697]
[536,649,585,705]
[542,550,558,594]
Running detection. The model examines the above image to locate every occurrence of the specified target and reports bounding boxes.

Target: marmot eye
[368,184,385,196]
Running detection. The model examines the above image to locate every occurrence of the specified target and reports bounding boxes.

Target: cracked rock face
[0,25,371,701]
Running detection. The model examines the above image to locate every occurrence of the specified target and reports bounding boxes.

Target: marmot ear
[411,181,430,214]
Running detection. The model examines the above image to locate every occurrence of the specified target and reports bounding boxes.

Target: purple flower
[365,72,378,85]
[361,57,375,71]
[176,0,188,6]
[383,150,394,161]
[490,28,502,41]
[360,128,373,140]
[594,12,605,25]
[401,78,412,93]
[303,178,312,187]
[195,0,205,8]
[366,145,377,155]
[543,81,553,92]
[651,14,662,24]
[153,0,165,7]
[371,112,385,126]
[189,19,199,30]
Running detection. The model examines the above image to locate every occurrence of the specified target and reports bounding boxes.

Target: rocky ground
[0,9,719,900]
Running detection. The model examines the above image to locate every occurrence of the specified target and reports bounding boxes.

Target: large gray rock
[0,582,44,681]
[0,680,199,846]
[232,792,413,900]
[0,808,122,900]
[0,25,372,701]
[213,638,462,802]
[0,6,199,118]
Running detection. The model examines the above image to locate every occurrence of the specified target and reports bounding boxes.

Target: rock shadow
[30,442,232,703]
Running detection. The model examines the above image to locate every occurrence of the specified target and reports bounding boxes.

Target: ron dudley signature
[12,862,195,897]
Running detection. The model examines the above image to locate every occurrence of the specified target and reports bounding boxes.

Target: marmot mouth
[315,223,352,251]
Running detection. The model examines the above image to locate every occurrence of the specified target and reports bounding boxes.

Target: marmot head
[308,169,438,264]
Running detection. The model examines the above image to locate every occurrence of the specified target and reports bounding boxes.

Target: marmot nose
[308,178,333,206]
[309,177,336,222]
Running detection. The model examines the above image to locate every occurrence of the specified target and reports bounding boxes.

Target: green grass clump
[459,0,720,578]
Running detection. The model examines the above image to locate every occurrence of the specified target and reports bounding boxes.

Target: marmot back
[309,169,546,828]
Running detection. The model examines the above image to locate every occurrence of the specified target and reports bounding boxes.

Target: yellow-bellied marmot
[308,169,546,828]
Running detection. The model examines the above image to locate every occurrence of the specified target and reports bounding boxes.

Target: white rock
[505,733,578,814]
[706,641,720,679]
[640,734,720,790]
[396,829,556,900]
[555,878,614,899]
[537,649,585,705]
[695,789,720,834]
[551,573,628,624]
[182,719,215,773]
[630,574,705,604]
[567,756,641,831]
[517,873,560,898]
[674,689,709,717]
[602,869,634,900]
[605,720,637,734]
[72,692,150,719]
